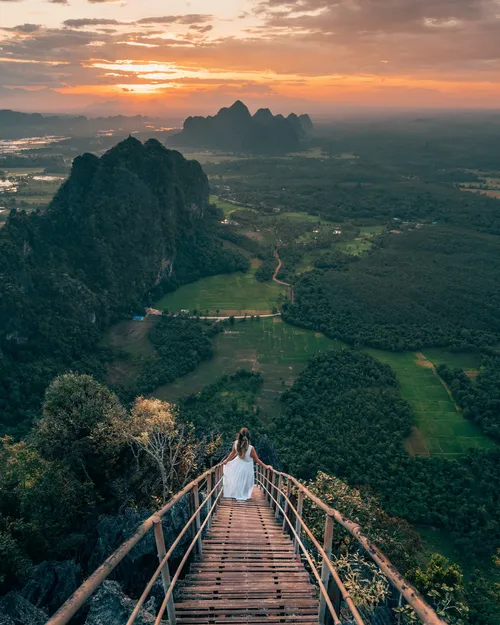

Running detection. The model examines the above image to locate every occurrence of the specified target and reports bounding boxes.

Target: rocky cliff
[0,137,245,433]
[170,101,313,155]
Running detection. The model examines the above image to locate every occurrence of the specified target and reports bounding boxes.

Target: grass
[16,196,53,205]
[422,349,482,370]
[101,316,158,388]
[337,239,374,255]
[295,248,331,273]
[154,259,288,315]
[154,317,344,422]
[279,211,325,223]
[361,225,386,235]
[365,350,496,457]
[209,194,251,216]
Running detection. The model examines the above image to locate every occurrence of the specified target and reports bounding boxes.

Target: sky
[1,0,500,117]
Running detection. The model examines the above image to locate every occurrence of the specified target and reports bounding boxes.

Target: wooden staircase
[175,488,318,624]
[46,464,446,625]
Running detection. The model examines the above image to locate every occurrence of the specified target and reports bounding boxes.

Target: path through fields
[273,248,294,302]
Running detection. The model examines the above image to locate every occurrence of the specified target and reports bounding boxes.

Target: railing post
[282,478,292,532]
[272,472,278,512]
[206,472,212,528]
[264,468,270,502]
[294,489,304,554]
[153,516,176,625]
[192,483,203,555]
[318,513,334,624]
[275,475,283,520]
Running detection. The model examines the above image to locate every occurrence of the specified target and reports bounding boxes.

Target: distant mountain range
[0,109,161,139]
[169,101,314,154]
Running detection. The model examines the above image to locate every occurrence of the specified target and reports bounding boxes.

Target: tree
[32,374,126,481]
[0,437,96,561]
[412,554,469,625]
[113,398,203,504]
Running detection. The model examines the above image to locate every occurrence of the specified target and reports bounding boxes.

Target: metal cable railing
[46,461,445,625]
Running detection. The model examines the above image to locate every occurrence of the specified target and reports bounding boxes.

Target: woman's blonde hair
[236,427,250,459]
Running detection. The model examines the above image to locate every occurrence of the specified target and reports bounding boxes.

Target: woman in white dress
[222,428,272,501]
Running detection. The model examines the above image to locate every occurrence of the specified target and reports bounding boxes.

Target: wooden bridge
[46,464,445,625]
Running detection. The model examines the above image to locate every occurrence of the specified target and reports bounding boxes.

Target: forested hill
[170,100,313,154]
[0,137,247,433]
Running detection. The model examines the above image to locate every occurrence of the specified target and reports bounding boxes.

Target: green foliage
[313,250,354,270]
[0,437,97,561]
[273,349,500,557]
[32,373,125,481]
[412,554,469,624]
[303,472,422,573]
[466,570,500,625]
[179,370,263,443]
[206,121,500,233]
[0,138,247,434]
[254,259,276,282]
[0,529,32,592]
[135,316,220,394]
[283,227,500,350]
[275,349,412,481]
[438,357,500,439]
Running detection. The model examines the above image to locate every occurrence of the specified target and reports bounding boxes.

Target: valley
[2,118,500,624]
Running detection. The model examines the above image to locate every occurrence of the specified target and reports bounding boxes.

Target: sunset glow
[1,0,500,115]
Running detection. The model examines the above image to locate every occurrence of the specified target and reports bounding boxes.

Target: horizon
[1,0,500,116]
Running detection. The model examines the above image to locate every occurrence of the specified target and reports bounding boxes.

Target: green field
[154,259,287,315]
[209,194,250,215]
[279,211,325,223]
[422,348,482,371]
[338,238,374,255]
[366,350,496,457]
[295,249,330,273]
[154,317,343,422]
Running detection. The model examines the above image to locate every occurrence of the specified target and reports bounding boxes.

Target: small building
[334,229,342,235]
[181,309,190,314]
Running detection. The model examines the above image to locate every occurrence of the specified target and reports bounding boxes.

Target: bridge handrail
[259,466,446,625]
[46,461,446,625]
[46,462,224,625]
[257,469,364,624]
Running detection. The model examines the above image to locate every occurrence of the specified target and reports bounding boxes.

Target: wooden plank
[175,488,320,623]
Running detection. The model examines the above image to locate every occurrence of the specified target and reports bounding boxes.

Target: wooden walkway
[175,488,319,624]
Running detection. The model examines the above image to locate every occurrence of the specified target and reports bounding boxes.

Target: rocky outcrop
[84,581,163,625]
[0,593,47,625]
[20,560,81,616]
[88,502,190,596]
[170,101,313,155]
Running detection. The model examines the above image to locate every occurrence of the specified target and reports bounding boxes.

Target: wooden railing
[256,465,446,625]
[46,462,445,625]
[46,463,225,625]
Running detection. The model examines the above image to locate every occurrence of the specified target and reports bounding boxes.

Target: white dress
[223,441,255,501]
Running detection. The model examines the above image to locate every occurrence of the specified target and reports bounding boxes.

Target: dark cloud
[258,0,498,35]
[189,24,213,33]
[63,18,123,27]
[136,14,212,25]
[3,23,41,32]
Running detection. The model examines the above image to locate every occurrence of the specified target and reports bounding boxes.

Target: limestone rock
[21,560,81,615]
[0,592,47,625]
[85,581,164,625]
